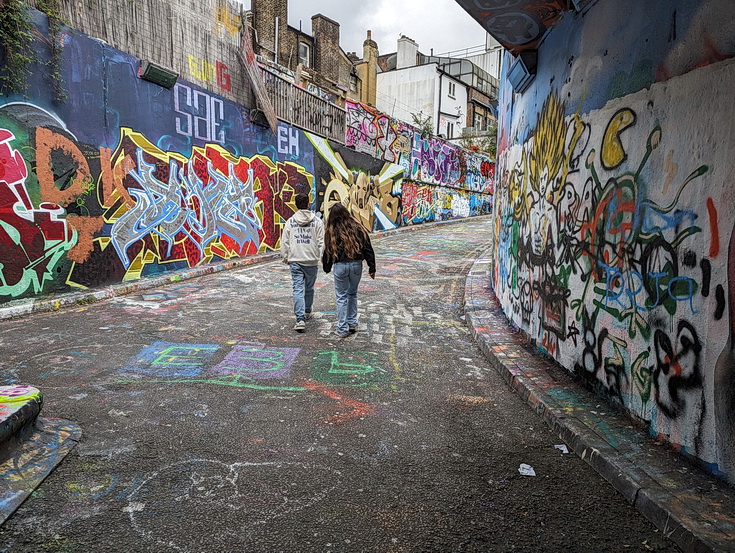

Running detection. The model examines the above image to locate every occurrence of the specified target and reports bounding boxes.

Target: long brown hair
[324,203,368,259]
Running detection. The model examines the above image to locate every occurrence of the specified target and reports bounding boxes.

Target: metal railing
[259,67,346,143]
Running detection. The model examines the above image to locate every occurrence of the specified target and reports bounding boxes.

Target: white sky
[238,0,488,57]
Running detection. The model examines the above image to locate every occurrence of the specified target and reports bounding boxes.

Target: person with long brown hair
[322,203,376,338]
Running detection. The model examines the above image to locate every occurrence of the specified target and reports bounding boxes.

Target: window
[298,42,310,67]
[349,74,357,92]
[448,81,456,98]
[447,122,454,138]
[474,113,483,130]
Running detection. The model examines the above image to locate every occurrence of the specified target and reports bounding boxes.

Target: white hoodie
[280,210,324,266]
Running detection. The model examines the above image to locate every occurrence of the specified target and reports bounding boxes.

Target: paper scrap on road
[518,463,536,476]
[554,444,569,454]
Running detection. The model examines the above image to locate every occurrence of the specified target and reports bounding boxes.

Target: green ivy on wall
[37,0,67,102]
[0,0,66,102]
[0,0,37,96]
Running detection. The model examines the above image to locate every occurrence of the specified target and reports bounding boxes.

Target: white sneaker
[294,320,306,332]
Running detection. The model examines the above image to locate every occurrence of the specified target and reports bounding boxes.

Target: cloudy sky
[239,0,488,56]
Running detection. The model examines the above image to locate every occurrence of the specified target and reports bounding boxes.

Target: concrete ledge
[0,417,81,525]
[0,386,42,451]
[463,249,735,553]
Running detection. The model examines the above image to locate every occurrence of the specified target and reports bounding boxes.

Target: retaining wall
[491,0,735,482]
[0,9,493,305]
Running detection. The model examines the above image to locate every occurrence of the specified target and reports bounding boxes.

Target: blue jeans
[333,260,362,335]
[290,263,318,321]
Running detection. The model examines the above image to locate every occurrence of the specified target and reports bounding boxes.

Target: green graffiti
[632,351,652,403]
[151,345,219,366]
[117,375,306,392]
[311,350,388,386]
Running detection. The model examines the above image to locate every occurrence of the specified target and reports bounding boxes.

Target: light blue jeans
[290,263,318,321]
[333,260,362,335]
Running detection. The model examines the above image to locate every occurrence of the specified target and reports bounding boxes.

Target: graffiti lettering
[174,83,225,144]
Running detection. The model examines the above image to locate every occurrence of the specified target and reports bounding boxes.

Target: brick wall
[251,0,288,66]
[311,14,340,83]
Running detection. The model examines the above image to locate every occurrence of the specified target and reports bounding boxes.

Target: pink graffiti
[0,129,71,294]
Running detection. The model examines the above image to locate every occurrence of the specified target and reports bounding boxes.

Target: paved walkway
[465,252,735,553]
[0,216,733,552]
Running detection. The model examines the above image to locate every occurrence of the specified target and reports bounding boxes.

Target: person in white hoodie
[280,193,324,332]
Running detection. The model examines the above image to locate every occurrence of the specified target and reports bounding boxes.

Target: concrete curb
[0,417,82,525]
[463,250,735,553]
[0,386,42,451]
[0,215,492,322]
[0,252,281,322]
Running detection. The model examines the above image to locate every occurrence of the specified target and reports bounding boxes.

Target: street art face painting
[308,133,402,232]
[493,73,735,477]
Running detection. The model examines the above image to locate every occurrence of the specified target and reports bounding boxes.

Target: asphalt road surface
[0,218,679,552]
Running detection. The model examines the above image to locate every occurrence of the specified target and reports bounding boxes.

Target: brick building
[248,0,377,107]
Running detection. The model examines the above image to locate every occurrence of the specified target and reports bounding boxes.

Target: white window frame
[298,42,310,67]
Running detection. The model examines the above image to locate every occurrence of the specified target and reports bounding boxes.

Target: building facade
[376,35,499,140]
[248,0,377,108]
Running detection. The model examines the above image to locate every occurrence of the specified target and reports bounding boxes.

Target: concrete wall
[492,0,735,482]
[437,75,467,139]
[376,64,438,126]
[27,0,252,107]
[0,11,492,306]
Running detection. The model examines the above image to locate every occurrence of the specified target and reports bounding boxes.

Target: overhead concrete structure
[454,0,570,56]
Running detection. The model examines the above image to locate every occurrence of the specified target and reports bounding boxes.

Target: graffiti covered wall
[492,0,735,481]
[0,11,493,304]
[341,101,494,231]
[0,11,312,302]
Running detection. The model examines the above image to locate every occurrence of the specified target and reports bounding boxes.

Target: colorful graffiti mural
[401,182,492,226]
[308,133,402,231]
[494,45,735,481]
[345,100,413,172]
[0,110,311,298]
[309,133,492,232]
[0,12,492,305]
[411,133,494,194]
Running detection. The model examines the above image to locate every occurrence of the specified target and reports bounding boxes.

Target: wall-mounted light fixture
[138,60,178,88]
[507,50,537,94]
[250,108,269,128]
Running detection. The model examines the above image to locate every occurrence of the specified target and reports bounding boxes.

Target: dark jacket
[322,233,376,274]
